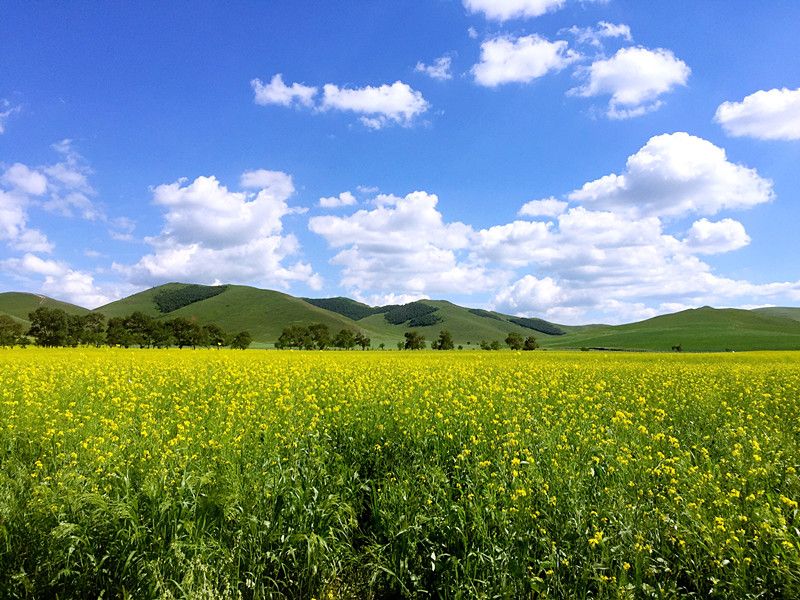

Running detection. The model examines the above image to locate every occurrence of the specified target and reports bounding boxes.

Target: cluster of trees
[19,307,252,349]
[475,333,539,350]
[0,315,29,347]
[276,323,370,350]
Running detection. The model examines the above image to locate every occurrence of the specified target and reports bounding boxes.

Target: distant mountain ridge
[2,284,800,351]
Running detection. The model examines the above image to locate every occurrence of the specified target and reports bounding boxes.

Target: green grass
[540,306,800,352]
[0,291,89,327]
[9,284,800,350]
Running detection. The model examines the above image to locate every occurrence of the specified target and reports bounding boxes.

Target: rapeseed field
[1,349,798,598]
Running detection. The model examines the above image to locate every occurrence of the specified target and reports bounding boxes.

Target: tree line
[0,307,252,349]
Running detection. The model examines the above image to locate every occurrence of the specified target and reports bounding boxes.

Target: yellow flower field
[1,348,798,598]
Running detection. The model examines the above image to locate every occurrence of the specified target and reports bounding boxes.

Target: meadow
[0,349,798,598]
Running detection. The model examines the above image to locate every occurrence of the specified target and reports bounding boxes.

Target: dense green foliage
[508,316,566,336]
[468,308,506,321]
[407,312,443,327]
[384,302,438,325]
[153,284,229,314]
[302,297,389,321]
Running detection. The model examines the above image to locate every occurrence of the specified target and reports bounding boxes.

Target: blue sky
[1,0,799,323]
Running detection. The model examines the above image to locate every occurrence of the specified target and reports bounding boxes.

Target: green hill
[96,283,367,345]
[331,300,564,347]
[5,284,800,351]
[752,307,800,322]
[0,292,90,327]
[539,307,800,352]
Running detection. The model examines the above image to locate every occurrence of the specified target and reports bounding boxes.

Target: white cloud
[415,56,453,81]
[715,87,800,140]
[568,132,773,218]
[319,191,357,208]
[0,253,113,308]
[321,81,429,129]
[464,0,566,21]
[2,163,48,195]
[0,100,21,134]
[252,75,430,129]
[518,197,568,217]
[468,27,479,39]
[571,47,690,118]
[683,218,750,254]
[564,21,632,48]
[357,184,379,195]
[309,191,505,297]
[0,171,53,253]
[123,171,320,290]
[251,74,317,108]
[472,34,579,87]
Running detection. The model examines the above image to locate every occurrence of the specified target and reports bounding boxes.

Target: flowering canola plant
[0,348,798,598]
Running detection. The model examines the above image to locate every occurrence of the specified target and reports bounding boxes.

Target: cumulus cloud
[563,21,632,48]
[518,197,568,217]
[0,253,113,308]
[415,56,453,81]
[463,0,566,21]
[122,171,320,290]
[321,81,429,129]
[571,47,690,118]
[715,87,800,140]
[568,132,773,218]
[0,100,20,134]
[683,218,750,254]
[319,191,357,208]
[252,74,429,129]
[251,74,317,108]
[309,191,505,297]
[472,34,579,87]
[488,205,799,324]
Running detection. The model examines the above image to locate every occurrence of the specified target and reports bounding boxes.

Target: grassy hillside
[752,307,800,322]
[353,300,563,346]
[0,292,90,327]
[7,284,800,350]
[97,283,369,344]
[540,307,800,352]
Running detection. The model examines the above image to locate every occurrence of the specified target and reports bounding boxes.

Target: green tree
[124,312,155,348]
[105,317,132,347]
[0,315,23,347]
[27,307,68,347]
[523,335,539,351]
[203,323,227,348]
[354,331,371,350]
[276,325,310,349]
[431,329,454,350]
[230,331,252,350]
[404,330,426,350]
[505,332,524,350]
[82,313,107,346]
[171,317,204,349]
[333,329,356,349]
[308,323,331,350]
[149,321,173,348]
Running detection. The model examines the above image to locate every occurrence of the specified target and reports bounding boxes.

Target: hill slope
[0,292,90,327]
[539,307,800,352]
[97,283,368,343]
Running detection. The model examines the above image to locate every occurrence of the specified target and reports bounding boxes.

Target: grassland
[0,291,89,327]
[1,348,798,598]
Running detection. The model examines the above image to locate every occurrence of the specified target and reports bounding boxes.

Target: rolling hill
[539,306,800,352]
[96,283,365,344]
[0,292,90,327]
[5,284,800,351]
